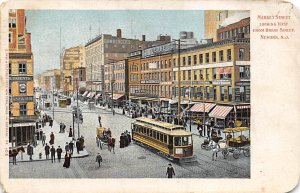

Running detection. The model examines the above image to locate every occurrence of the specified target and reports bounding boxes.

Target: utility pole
[176,39,181,125]
[76,78,80,138]
[52,78,54,120]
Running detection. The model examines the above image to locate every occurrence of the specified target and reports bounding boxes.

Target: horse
[9,146,25,165]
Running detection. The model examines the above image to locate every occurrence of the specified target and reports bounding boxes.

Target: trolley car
[132,117,194,162]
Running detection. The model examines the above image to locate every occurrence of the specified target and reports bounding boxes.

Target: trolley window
[175,137,182,146]
[149,129,153,137]
[157,132,159,140]
[160,133,163,142]
[153,131,157,139]
[169,136,173,145]
[182,136,189,146]
[146,128,149,136]
[163,135,167,143]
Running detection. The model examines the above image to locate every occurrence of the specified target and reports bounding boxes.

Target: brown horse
[9,146,25,165]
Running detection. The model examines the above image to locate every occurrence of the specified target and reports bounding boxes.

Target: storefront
[209,105,235,129]
[9,122,35,147]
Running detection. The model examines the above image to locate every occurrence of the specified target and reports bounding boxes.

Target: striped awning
[236,105,251,109]
[95,94,102,99]
[89,92,96,98]
[82,91,89,97]
[209,105,233,119]
[189,103,216,113]
[113,94,124,100]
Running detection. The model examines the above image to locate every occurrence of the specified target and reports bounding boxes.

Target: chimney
[142,35,146,41]
[117,29,122,38]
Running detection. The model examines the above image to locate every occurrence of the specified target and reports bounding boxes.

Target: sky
[26,10,204,75]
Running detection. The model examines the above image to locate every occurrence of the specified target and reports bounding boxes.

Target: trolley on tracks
[132,117,195,163]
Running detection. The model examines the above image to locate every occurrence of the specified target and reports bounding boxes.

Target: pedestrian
[49,132,55,145]
[69,126,73,137]
[56,146,62,162]
[69,140,74,154]
[63,151,71,168]
[76,139,81,154]
[98,115,102,127]
[207,127,211,140]
[50,146,56,163]
[119,133,125,148]
[166,164,175,178]
[45,143,50,159]
[49,118,53,128]
[27,143,33,161]
[95,153,103,168]
[107,128,112,138]
[127,132,131,144]
[39,129,43,140]
[210,139,220,161]
[65,142,70,152]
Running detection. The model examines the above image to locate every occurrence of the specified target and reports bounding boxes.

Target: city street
[9,96,250,178]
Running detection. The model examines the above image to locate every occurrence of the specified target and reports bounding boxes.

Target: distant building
[73,67,86,94]
[217,17,250,41]
[85,29,170,95]
[9,9,37,146]
[39,69,62,92]
[204,10,249,42]
[61,45,85,96]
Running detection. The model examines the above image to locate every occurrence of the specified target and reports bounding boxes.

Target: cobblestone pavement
[9,98,250,178]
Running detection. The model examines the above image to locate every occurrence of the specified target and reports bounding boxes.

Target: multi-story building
[104,59,128,105]
[39,69,62,92]
[85,29,170,94]
[204,10,250,42]
[217,17,250,41]
[9,9,37,146]
[61,45,85,95]
[73,67,86,94]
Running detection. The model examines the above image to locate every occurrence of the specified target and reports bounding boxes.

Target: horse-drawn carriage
[96,127,110,144]
[96,127,115,152]
[221,127,251,159]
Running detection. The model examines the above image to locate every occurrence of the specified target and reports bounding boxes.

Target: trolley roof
[135,117,184,130]
[223,127,250,133]
[134,118,191,136]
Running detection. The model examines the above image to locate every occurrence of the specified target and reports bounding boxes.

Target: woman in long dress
[63,151,71,168]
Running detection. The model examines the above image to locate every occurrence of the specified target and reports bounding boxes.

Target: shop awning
[145,98,159,102]
[89,92,96,98]
[209,105,233,119]
[113,94,125,100]
[129,96,139,100]
[95,94,102,99]
[82,91,89,97]
[236,105,251,109]
[189,103,216,113]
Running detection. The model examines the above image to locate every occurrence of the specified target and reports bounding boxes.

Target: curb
[9,151,89,163]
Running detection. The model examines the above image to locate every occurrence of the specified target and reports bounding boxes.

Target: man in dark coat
[27,143,33,161]
[98,115,102,127]
[50,146,56,163]
[95,153,102,168]
[49,132,55,145]
[69,140,74,154]
[56,146,62,162]
[49,118,53,128]
[45,143,50,159]
[76,139,81,154]
[124,134,129,147]
[166,164,175,178]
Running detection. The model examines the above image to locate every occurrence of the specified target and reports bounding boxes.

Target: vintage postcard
[0,0,299,193]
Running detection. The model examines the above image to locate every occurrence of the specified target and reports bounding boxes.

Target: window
[20,103,27,116]
[174,137,182,146]
[213,68,216,79]
[9,33,12,43]
[206,87,210,99]
[160,133,163,142]
[182,136,189,146]
[9,63,11,75]
[206,69,210,80]
[188,56,191,65]
[227,49,232,61]
[240,86,246,101]
[193,70,197,80]
[199,54,203,64]
[193,55,197,65]
[153,131,157,139]
[182,57,186,66]
[239,48,245,60]
[219,50,224,62]
[9,18,16,28]
[205,53,209,63]
[240,66,250,79]
[228,86,232,101]
[246,25,250,34]
[188,70,191,80]
[173,59,176,67]
[199,70,203,80]
[183,71,186,80]
[173,72,176,81]
[163,135,167,143]
[221,86,225,101]
[18,63,26,74]
[212,52,216,62]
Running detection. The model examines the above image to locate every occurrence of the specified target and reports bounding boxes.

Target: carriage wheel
[222,149,229,159]
[243,148,250,157]
[233,149,240,159]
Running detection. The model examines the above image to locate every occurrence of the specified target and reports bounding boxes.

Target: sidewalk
[10,112,89,163]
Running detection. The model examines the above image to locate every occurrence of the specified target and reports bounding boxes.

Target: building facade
[73,67,86,94]
[217,17,250,41]
[85,29,170,94]
[204,10,250,42]
[61,45,85,95]
[39,69,62,92]
[9,9,37,146]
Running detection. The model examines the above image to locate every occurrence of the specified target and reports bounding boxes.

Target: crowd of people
[119,130,131,148]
